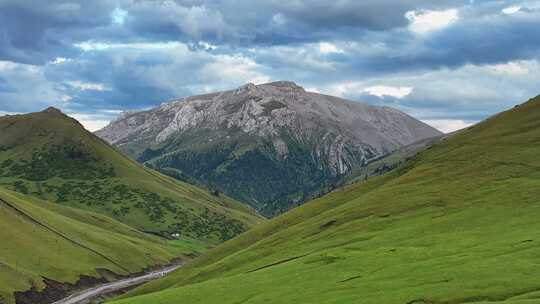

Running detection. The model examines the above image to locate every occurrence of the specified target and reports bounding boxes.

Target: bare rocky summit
[96,81,441,216]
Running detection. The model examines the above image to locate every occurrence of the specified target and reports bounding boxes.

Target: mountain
[0,108,262,303]
[111,96,540,304]
[0,108,262,243]
[96,81,441,216]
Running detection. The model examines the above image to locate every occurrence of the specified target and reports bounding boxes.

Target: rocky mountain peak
[241,82,258,90]
[41,106,66,116]
[263,80,304,91]
[234,82,259,95]
[233,81,305,98]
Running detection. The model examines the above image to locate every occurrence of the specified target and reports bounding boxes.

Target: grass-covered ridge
[112,96,540,304]
[0,109,263,245]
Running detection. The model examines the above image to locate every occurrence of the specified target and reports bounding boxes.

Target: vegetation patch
[0,143,114,181]
[2,178,248,242]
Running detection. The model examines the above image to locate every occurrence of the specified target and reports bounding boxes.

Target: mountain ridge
[0,109,262,243]
[96,81,441,216]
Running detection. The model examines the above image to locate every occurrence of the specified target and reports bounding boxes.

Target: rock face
[96,81,441,216]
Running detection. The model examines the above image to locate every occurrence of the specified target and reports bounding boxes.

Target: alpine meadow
[1,1,539,304]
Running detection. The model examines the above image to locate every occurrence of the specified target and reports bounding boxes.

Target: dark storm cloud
[425,11,540,66]
[303,7,540,78]
[0,0,471,64]
[42,50,180,111]
[0,1,115,64]
[1,0,534,70]
[239,0,462,30]
[121,0,471,45]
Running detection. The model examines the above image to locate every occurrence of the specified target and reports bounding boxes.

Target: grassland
[0,187,185,304]
[112,96,540,304]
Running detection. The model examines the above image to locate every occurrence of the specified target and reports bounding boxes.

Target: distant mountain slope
[346,133,447,183]
[0,108,262,245]
[96,81,441,216]
[112,96,540,304]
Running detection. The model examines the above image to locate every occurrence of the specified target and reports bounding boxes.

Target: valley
[1,2,537,304]
[3,93,538,304]
[1,94,538,304]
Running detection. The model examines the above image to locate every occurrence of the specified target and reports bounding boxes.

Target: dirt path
[52,264,181,304]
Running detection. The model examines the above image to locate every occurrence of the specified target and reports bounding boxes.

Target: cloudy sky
[0,0,539,133]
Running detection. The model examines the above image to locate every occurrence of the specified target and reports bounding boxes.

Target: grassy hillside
[0,108,263,247]
[0,108,262,303]
[112,96,540,304]
[0,187,185,304]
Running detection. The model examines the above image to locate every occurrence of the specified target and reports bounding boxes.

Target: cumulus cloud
[405,8,459,34]
[311,58,540,125]
[111,7,128,25]
[502,5,521,15]
[422,119,474,133]
[488,61,529,75]
[318,42,344,54]
[272,14,286,26]
[66,80,109,91]
[74,41,185,51]
[324,83,413,99]
[0,60,68,111]
[49,57,72,65]
[68,113,114,131]
[199,54,271,87]
[363,86,413,98]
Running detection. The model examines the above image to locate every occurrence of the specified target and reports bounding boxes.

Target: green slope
[0,187,182,304]
[0,108,263,247]
[112,96,540,304]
